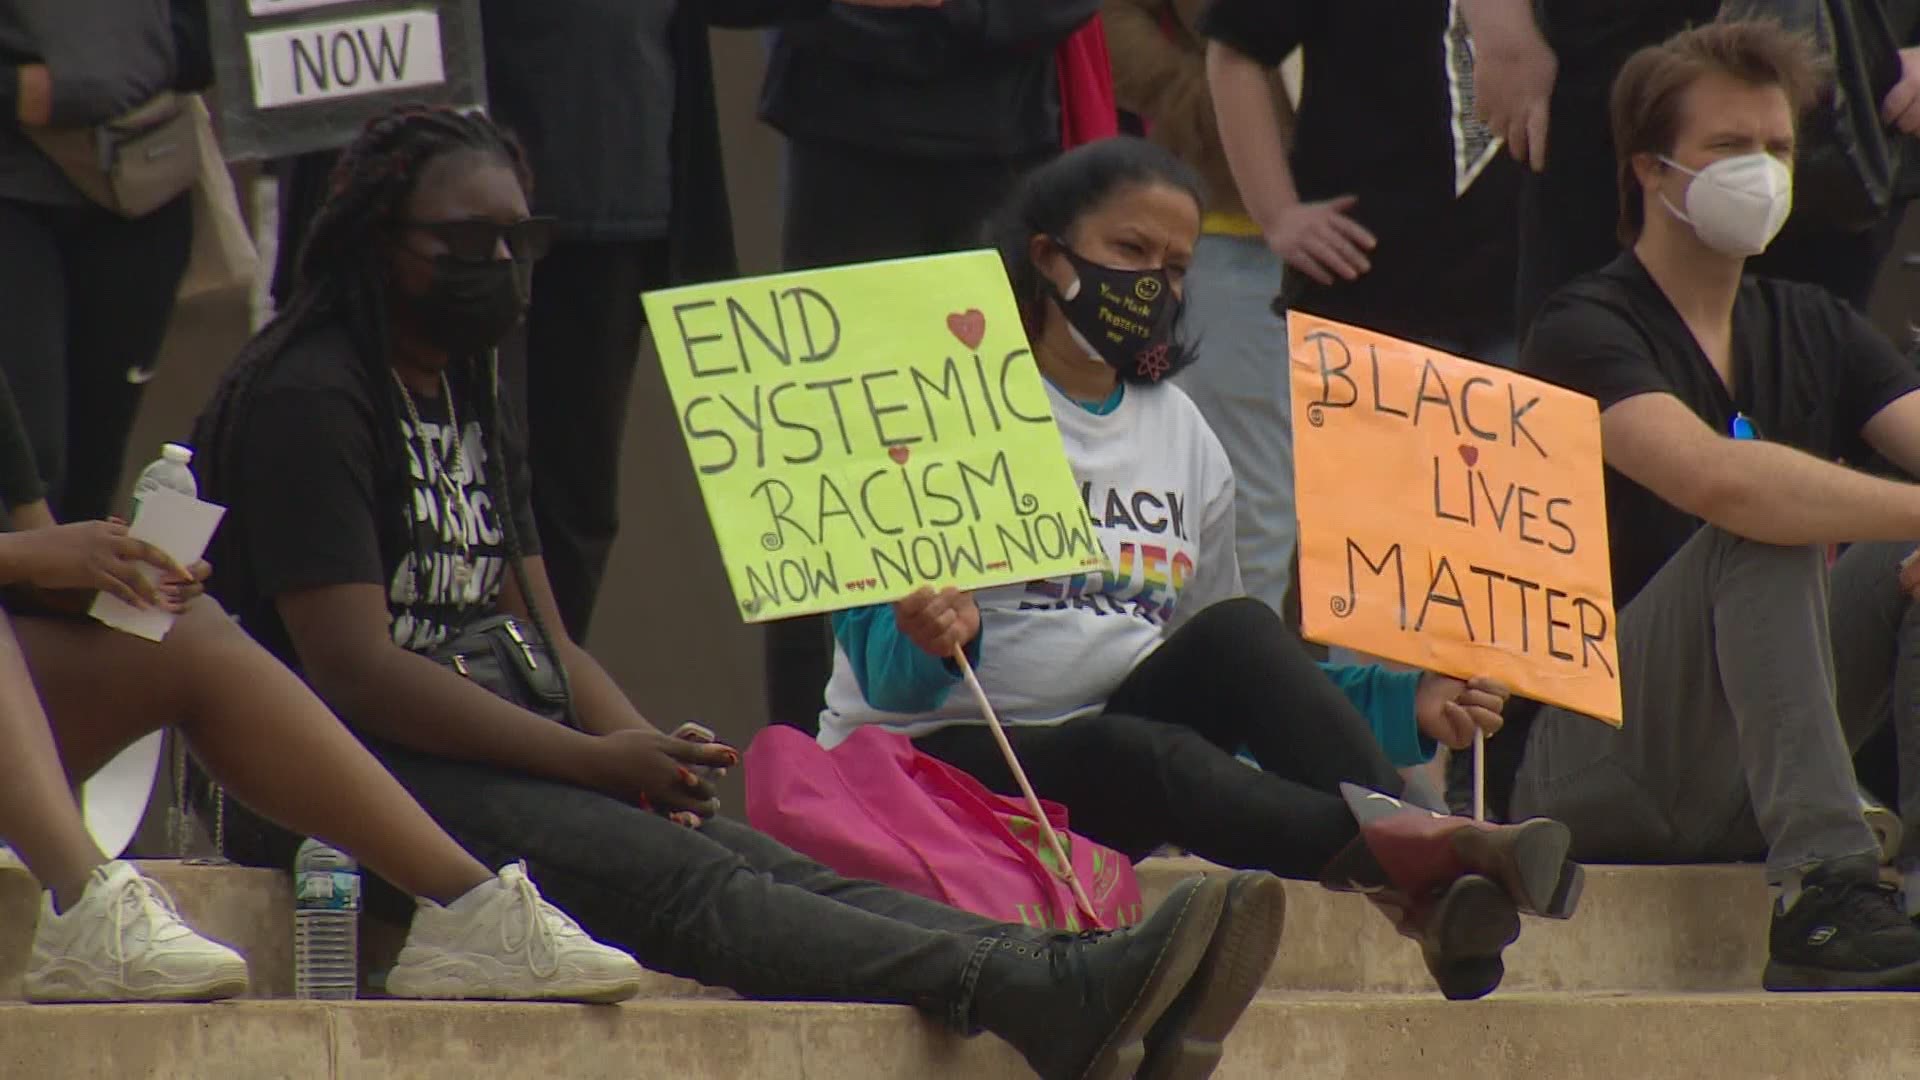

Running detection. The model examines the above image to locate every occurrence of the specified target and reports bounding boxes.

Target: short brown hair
[1610,19,1824,246]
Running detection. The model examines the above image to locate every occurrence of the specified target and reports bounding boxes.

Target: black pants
[220,740,1016,1033]
[769,138,1047,730]
[0,194,193,521]
[916,598,1408,879]
[518,238,673,639]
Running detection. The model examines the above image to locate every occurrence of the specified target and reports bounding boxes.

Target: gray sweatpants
[1513,527,1920,884]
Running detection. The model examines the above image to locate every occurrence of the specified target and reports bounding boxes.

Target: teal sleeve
[831,605,982,714]
[1316,662,1433,768]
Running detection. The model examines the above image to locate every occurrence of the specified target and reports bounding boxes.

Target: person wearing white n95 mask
[1657,151,1792,256]
[1515,20,1920,996]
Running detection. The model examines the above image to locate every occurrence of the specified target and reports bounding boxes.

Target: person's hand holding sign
[1414,674,1509,751]
[896,586,981,658]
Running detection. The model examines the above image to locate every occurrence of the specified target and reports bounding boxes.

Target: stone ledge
[7,992,1920,1079]
[1139,858,1771,993]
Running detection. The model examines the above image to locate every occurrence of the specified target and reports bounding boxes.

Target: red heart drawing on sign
[946,310,987,350]
[1458,444,1480,467]
[889,446,911,465]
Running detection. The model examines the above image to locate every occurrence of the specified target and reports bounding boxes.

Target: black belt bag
[427,613,571,725]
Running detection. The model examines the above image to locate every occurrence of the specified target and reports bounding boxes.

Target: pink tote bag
[746,725,1143,932]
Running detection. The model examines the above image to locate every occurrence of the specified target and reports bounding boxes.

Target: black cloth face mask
[1048,242,1183,383]
[399,253,532,358]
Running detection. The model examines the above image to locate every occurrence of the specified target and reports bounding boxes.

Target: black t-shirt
[203,323,540,668]
[1521,252,1920,606]
[1196,0,1519,346]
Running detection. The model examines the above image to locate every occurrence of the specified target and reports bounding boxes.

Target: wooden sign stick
[951,644,1102,926]
[1473,728,1487,823]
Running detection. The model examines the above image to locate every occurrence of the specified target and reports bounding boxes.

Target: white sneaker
[1862,790,1903,866]
[24,861,251,1003]
[385,862,644,1003]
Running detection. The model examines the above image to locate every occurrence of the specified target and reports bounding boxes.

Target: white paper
[88,491,227,643]
[81,731,165,858]
[247,8,446,110]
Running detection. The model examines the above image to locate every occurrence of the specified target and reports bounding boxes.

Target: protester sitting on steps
[815,137,1584,1004]
[192,105,1278,1080]
[0,373,644,1006]
[1513,20,1920,992]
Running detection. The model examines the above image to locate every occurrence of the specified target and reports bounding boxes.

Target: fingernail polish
[677,767,699,786]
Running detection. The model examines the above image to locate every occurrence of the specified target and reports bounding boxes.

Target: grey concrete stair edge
[1138,857,1772,993]
[7,995,1920,1080]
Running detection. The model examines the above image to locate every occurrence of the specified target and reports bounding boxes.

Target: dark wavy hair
[985,137,1206,383]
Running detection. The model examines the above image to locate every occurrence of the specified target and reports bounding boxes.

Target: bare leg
[14,600,490,904]
[0,614,109,909]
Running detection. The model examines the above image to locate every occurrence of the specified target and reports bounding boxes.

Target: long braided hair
[195,104,559,688]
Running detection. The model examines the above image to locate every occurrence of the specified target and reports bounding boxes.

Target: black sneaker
[1763,855,1920,991]
[974,875,1228,1080]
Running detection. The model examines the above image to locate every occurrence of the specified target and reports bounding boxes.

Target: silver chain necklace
[391,369,482,605]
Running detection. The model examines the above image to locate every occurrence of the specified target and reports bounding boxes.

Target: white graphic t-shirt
[818,380,1243,745]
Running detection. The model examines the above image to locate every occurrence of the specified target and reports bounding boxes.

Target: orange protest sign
[1289,313,1622,725]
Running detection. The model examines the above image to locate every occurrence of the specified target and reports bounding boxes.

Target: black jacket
[759,0,1098,160]
[480,0,836,275]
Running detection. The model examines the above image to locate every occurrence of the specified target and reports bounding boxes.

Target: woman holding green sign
[819,137,1584,1002]
[193,105,1278,1080]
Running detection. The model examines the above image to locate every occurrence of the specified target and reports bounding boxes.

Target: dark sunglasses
[400,216,556,263]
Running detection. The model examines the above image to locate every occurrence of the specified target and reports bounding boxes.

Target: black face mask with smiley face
[1048,241,1185,383]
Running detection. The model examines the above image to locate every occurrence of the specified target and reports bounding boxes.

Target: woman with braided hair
[0,335,645,1002]
[192,104,1284,1080]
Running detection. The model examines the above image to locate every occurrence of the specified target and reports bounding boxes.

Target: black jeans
[0,194,193,521]
[769,138,1047,731]
[916,598,1408,879]
[518,238,672,640]
[222,739,1018,1031]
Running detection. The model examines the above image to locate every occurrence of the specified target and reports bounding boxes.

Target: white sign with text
[247,7,446,110]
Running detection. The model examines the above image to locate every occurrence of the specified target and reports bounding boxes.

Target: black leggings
[0,194,193,522]
[915,598,1408,879]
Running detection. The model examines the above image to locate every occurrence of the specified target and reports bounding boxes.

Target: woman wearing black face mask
[192,109,1268,1080]
[815,138,1585,1006]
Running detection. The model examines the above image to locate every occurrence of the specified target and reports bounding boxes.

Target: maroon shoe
[1329,783,1582,920]
[1364,874,1522,1001]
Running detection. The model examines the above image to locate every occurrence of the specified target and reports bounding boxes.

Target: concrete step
[1137,857,1772,993]
[5,858,1774,1001]
[6,993,1920,1079]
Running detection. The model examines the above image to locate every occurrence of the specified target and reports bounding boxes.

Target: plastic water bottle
[293,839,360,1000]
[129,442,196,517]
